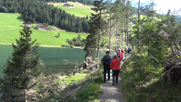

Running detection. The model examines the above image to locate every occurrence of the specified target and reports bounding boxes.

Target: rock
[83,56,99,70]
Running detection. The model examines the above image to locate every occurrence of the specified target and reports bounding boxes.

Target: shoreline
[0,43,83,49]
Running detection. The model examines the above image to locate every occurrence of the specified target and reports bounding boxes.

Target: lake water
[0,44,87,78]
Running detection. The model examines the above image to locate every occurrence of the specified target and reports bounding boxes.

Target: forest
[0,0,181,101]
[0,0,89,33]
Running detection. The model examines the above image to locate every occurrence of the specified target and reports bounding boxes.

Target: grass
[0,13,88,47]
[42,67,104,102]
[74,68,104,102]
[48,2,95,17]
[121,50,181,102]
[54,72,87,85]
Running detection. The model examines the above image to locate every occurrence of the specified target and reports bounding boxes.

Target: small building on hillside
[23,22,31,28]
[63,3,74,8]
[37,23,47,30]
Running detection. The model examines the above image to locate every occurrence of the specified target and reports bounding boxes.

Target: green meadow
[48,2,95,17]
[0,13,88,47]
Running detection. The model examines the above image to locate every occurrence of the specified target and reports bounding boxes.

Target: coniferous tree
[112,0,125,49]
[0,27,44,102]
[84,0,107,58]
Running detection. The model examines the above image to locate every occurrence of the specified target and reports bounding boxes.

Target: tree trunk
[138,0,140,46]
[109,0,113,52]
[97,33,100,58]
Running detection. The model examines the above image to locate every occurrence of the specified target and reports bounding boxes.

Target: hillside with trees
[0,0,89,33]
[39,0,95,5]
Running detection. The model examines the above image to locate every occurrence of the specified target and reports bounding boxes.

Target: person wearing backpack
[117,49,122,58]
[102,51,111,83]
[127,46,132,54]
[110,53,123,85]
[120,46,124,54]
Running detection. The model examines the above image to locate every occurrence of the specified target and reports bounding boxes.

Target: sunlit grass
[0,13,88,47]
[48,1,95,17]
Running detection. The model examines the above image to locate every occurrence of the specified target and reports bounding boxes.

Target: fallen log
[162,62,181,85]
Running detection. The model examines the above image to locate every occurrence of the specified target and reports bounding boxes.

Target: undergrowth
[121,51,181,102]
[75,68,104,102]
[40,67,104,102]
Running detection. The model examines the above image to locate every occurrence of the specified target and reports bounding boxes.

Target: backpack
[117,52,121,58]
[103,55,111,65]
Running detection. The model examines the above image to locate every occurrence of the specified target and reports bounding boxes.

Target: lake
[0,44,87,78]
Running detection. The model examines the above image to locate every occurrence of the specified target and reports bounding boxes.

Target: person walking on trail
[110,53,123,85]
[120,46,124,54]
[127,46,132,54]
[117,48,124,59]
[102,51,111,83]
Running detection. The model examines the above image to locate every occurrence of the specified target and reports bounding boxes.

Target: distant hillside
[39,0,95,5]
[0,13,88,47]
[0,0,90,33]
[48,2,95,17]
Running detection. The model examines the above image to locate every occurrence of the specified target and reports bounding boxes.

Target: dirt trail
[98,54,130,102]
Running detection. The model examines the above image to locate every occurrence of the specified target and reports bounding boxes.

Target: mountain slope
[48,2,95,17]
[0,13,88,47]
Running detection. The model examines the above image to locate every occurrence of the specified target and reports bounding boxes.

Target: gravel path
[98,54,130,102]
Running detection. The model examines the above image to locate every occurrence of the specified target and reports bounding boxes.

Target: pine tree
[0,27,44,102]
[85,0,107,58]
[112,0,125,49]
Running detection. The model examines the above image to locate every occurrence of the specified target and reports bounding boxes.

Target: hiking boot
[112,83,114,85]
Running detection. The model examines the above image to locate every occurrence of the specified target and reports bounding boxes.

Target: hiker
[120,46,124,54]
[127,46,132,54]
[102,51,111,83]
[116,49,123,58]
[110,53,123,85]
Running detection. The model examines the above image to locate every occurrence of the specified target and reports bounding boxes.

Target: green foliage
[84,0,107,57]
[56,33,60,38]
[76,83,102,102]
[122,10,181,101]
[0,27,44,101]
[66,34,86,47]
[75,69,103,102]
[54,73,87,86]
[121,51,181,102]
[132,16,169,65]
[47,69,103,102]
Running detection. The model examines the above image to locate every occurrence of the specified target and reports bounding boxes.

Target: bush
[121,50,181,102]
[66,35,86,47]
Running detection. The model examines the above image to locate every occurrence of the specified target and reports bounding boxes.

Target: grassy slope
[39,68,103,101]
[48,2,95,17]
[0,13,88,47]
[121,52,181,102]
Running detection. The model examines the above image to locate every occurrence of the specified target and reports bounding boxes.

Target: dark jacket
[102,55,111,66]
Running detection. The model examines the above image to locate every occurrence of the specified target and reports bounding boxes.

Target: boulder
[83,56,99,70]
